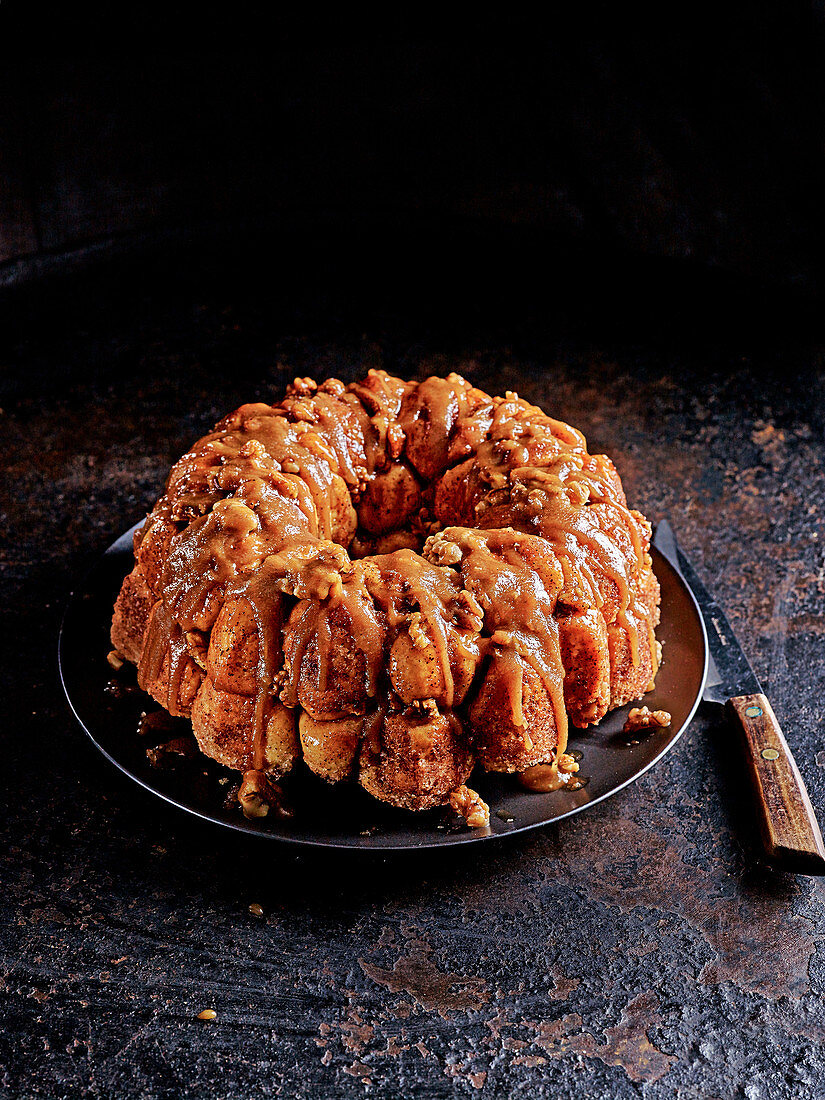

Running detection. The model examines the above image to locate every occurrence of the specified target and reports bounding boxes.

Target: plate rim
[58,522,709,852]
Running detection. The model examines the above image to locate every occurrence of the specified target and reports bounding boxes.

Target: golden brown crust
[207,597,260,695]
[607,614,659,709]
[191,680,299,774]
[358,708,474,812]
[191,678,257,770]
[357,461,422,536]
[283,599,376,720]
[558,608,611,728]
[111,565,155,664]
[136,603,203,716]
[469,653,560,773]
[298,712,364,783]
[111,370,662,816]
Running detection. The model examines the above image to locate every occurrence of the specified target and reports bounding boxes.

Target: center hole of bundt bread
[347,459,430,559]
[347,527,428,560]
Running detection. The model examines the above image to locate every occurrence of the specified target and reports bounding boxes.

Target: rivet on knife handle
[727,693,825,874]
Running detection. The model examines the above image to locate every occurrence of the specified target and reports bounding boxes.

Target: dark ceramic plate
[59,525,707,850]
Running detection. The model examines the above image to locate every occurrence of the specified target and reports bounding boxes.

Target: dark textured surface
[58,531,705,851]
[3,234,825,1098]
[3,23,825,291]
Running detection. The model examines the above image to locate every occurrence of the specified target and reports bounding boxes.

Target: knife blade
[654,519,760,704]
[654,519,825,875]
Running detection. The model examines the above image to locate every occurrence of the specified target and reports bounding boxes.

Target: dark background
[4,16,825,1100]
[2,13,825,298]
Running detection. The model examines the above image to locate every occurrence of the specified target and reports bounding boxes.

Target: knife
[654,519,825,875]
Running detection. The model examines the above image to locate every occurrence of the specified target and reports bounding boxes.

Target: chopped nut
[184,630,208,670]
[290,401,318,424]
[556,752,580,775]
[623,706,672,734]
[106,650,124,671]
[238,770,293,820]
[145,737,198,769]
[170,495,213,521]
[423,533,462,566]
[519,758,581,792]
[449,785,490,829]
[197,1009,217,1021]
[288,376,318,396]
[409,697,439,718]
[238,770,274,819]
[408,612,430,650]
[457,589,484,620]
[271,668,288,692]
[567,480,591,507]
[238,439,268,461]
[320,378,345,397]
[248,903,265,918]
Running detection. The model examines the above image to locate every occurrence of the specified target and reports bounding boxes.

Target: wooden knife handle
[728,693,825,874]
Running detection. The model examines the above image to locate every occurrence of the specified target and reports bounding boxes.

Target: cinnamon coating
[111,370,661,820]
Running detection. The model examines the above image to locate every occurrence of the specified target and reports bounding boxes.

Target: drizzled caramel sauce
[518,754,581,792]
[116,370,659,817]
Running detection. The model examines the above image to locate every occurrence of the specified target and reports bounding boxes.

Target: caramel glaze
[518,757,580,793]
[114,371,661,821]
